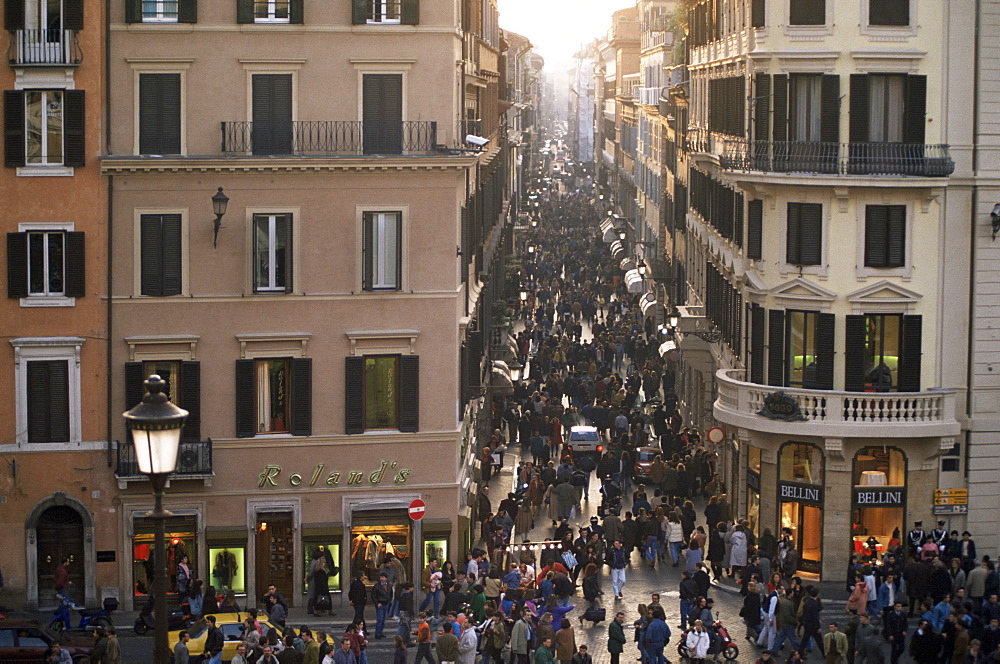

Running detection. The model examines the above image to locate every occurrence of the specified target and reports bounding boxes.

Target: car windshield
[638,451,657,462]
[570,430,599,442]
[188,621,209,639]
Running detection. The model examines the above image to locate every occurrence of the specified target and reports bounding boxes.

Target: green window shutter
[399,355,419,432]
[844,315,866,392]
[124,0,141,22]
[252,74,293,155]
[352,0,366,24]
[290,357,312,436]
[904,75,927,145]
[751,0,765,27]
[754,74,770,142]
[900,315,922,392]
[161,214,182,295]
[64,231,86,297]
[887,205,906,268]
[361,212,373,290]
[362,74,403,154]
[401,0,418,24]
[235,359,256,437]
[790,0,824,25]
[767,308,785,387]
[849,74,870,143]
[283,214,294,293]
[750,304,766,384]
[870,0,908,26]
[139,215,162,296]
[180,361,201,441]
[772,75,787,143]
[7,232,28,298]
[289,0,303,23]
[5,90,26,168]
[820,75,840,144]
[64,0,84,30]
[815,313,835,390]
[139,74,181,155]
[237,0,254,23]
[747,199,763,260]
[63,90,86,168]
[178,0,197,23]
[864,205,888,268]
[786,203,801,264]
[799,203,823,265]
[28,361,69,443]
[124,361,145,426]
[5,0,25,30]
[345,356,364,434]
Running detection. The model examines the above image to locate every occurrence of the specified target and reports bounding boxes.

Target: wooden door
[255,514,294,605]
[36,505,85,607]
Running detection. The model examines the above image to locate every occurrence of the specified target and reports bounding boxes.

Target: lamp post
[211,187,229,248]
[123,375,188,664]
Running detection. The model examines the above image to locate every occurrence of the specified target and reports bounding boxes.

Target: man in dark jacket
[883,601,908,664]
[909,619,942,664]
[203,615,224,664]
[799,588,824,656]
[608,612,627,664]
[679,571,699,630]
[348,574,368,625]
[397,582,415,646]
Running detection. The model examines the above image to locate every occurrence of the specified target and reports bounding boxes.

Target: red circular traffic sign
[408,498,426,521]
[706,427,725,444]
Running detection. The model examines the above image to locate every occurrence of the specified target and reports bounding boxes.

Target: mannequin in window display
[212,549,239,592]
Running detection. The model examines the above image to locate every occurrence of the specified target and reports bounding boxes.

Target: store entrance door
[256,513,294,604]
[780,501,822,574]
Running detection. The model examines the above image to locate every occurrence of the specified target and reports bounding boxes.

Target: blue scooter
[49,595,117,633]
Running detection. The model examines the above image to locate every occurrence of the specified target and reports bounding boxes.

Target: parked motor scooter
[133,594,193,635]
[677,618,740,661]
[49,595,118,633]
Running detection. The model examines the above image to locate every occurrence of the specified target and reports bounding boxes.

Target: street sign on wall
[934,489,968,506]
[932,504,968,515]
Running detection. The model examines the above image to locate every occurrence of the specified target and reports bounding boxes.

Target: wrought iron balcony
[116,439,213,479]
[7,29,82,66]
[720,139,955,177]
[220,120,438,156]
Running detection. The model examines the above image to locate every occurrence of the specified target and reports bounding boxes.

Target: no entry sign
[408,498,426,521]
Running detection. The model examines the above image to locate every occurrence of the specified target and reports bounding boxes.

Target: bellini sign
[778,481,823,504]
[853,487,906,508]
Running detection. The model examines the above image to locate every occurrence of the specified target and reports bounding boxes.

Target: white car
[565,425,604,459]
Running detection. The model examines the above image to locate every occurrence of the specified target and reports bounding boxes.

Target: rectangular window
[26,359,69,443]
[789,74,822,142]
[789,0,824,25]
[862,314,901,392]
[869,75,905,143]
[254,0,289,22]
[126,360,200,441]
[255,358,289,434]
[362,211,401,291]
[141,0,178,21]
[7,230,84,300]
[869,0,908,26]
[139,213,182,296]
[864,205,906,268]
[786,202,822,266]
[786,310,819,388]
[368,0,400,23]
[138,73,181,155]
[251,74,293,156]
[141,360,181,404]
[362,73,403,155]
[27,231,64,296]
[364,355,399,430]
[253,213,291,293]
[25,90,63,165]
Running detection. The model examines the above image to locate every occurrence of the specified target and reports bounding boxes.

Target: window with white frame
[368,0,400,23]
[26,90,63,165]
[362,211,401,291]
[253,213,291,293]
[12,337,83,446]
[27,231,65,295]
[255,0,289,22]
[141,0,178,21]
[7,225,85,303]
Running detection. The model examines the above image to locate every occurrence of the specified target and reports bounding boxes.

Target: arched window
[779,442,824,484]
[853,447,906,486]
[851,447,907,560]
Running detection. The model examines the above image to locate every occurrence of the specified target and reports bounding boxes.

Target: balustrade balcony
[8,29,81,66]
[220,120,438,156]
[719,138,954,177]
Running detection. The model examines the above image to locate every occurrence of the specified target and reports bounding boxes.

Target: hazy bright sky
[498,0,636,68]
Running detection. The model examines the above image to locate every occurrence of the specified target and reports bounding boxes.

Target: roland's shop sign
[258,460,411,488]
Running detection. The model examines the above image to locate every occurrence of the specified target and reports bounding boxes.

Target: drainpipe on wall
[105,0,114,467]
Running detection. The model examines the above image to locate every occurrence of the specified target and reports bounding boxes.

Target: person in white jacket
[457,621,479,664]
[686,620,712,663]
[666,515,686,567]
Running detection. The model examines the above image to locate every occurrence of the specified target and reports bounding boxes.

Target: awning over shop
[610,240,625,260]
[640,293,659,318]
[658,340,677,357]
[624,269,644,293]
[602,226,618,243]
[620,257,636,272]
[600,218,615,233]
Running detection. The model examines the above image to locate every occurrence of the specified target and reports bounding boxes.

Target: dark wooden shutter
[289,0,303,23]
[28,361,69,443]
[790,0,824,25]
[7,232,28,298]
[5,0,25,30]
[162,214,182,295]
[235,359,256,438]
[767,309,786,386]
[180,361,200,441]
[64,0,84,30]
[870,0,908,26]
[290,357,312,436]
[864,205,888,268]
[124,0,141,22]
[815,312,835,390]
[252,74,292,155]
[772,75,788,143]
[849,74,870,143]
[401,0,418,24]
[844,315,867,392]
[751,0,765,27]
[904,75,927,145]
[754,74,770,141]
[124,362,145,415]
[139,74,181,155]
[887,205,905,267]
[362,74,403,154]
[900,315,922,392]
[5,90,26,168]
[800,203,822,265]
[345,356,364,434]
[820,75,840,143]
[750,304,766,384]
[282,215,293,293]
[64,231,85,297]
[140,215,162,295]
[352,0,366,24]
[399,355,419,433]
[747,199,763,260]
[361,212,373,290]
[178,0,197,24]
[63,90,85,168]
[786,203,801,264]
[236,0,254,23]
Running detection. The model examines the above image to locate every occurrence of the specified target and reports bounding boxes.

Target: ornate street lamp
[123,376,188,664]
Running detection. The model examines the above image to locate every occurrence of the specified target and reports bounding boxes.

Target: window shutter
[800,203,822,265]
[140,74,181,155]
[849,74,870,144]
[352,0,366,24]
[4,90,26,168]
[864,205,888,268]
[7,232,28,298]
[290,357,312,436]
[887,205,906,267]
[235,359,256,437]
[361,212,373,290]
[786,203,801,264]
[64,231,86,297]
[345,356,364,434]
[64,0,84,30]
[251,74,292,155]
[767,308,785,387]
[815,312,835,390]
[772,75,787,143]
[900,315,922,392]
[399,355,419,433]
[236,0,253,23]
[63,90,85,168]
[28,361,69,443]
[124,361,145,414]
[751,0,765,27]
[790,0,824,25]
[754,74,770,141]
[140,215,163,296]
[870,0,908,26]
[124,0,140,22]
[820,75,840,144]
[401,0,419,25]
[178,0,197,24]
[844,315,866,392]
[904,75,927,145]
[180,361,200,441]
[750,304,766,384]
[282,215,294,293]
[289,0,303,24]
[747,199,763,260]
[363,74,403,155]
[5,0,24,30]
[161,214,182,295]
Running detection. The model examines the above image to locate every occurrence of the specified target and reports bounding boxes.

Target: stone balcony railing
[714,369,960,438]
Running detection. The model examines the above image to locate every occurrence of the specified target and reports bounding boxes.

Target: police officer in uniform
[931,521,949,549]
[907,521,926,558]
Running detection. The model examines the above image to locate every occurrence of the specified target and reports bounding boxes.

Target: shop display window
[851,447,906,558]
[208,547,246,594]
[132,515,197,596]
[779,442,823,484]
[749,446,761,475]
[423,540,447,569]
[853,447,905,487]
[303,543,341,592]
[350,516,410,584]
[746,490,760,538]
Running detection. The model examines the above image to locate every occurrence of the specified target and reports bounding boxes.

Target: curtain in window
[869,75,904,142]
[791,76,822,141]
[256,361,271,433]
[372,213,399,289]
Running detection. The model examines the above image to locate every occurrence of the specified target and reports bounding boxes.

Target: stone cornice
[99,155,478,174]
